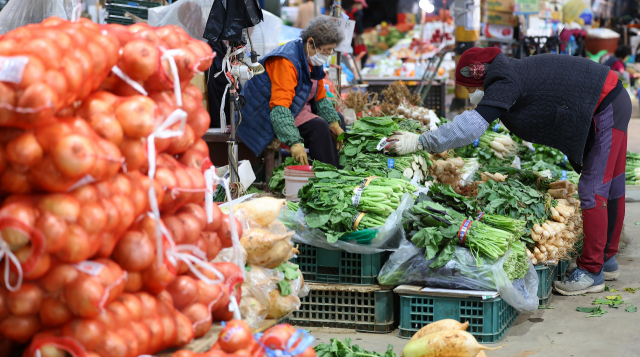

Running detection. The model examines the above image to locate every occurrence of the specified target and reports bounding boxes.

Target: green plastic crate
[290,243,387,285]
[106,5,152,20]
[557,259,571,280]
[288,285,397,333]
[536,264,558,305]
[398,294,517,343]
[105,14,135,25]
[107,0,162,8]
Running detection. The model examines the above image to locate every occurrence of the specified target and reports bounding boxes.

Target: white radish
[410,320,470,342]
[402,330,503,357]
[404,168,414,178]
[490,141,507,152]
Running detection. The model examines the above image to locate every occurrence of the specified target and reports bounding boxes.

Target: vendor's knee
[337,113,346,130]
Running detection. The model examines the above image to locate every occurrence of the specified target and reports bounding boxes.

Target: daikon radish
[549,181,570,190]
[548,188,568,199]
[531,257,538,265]
[402,330,503,357]
[494,152,504,159]
[539,244,547,253]
[490,141,506,153]
[531,232,541,242]
[533,224,543,235]
[410,320,470,341]
[234,197,286,227]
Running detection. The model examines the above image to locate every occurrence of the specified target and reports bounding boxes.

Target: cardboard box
[482,10,518,27]
[483,0,515,12]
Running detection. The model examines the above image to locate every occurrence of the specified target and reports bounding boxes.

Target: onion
[116,96,157,139]
[162,216,186,244]
[0,166,33,194]
[173,310,196,346]
[183,84,204,103]
[182,303,212,338]
[110,195,136,233]
[217,214,242,248]
[187,108,211,139]
[95,259,126,302]
[166,276,198,310]
[177,148,205,171]
[18,56,45,90]
[0,290,9,321]
[0,315,41,343]
[40,296,72,327]
[37,194,80,223]
[195,279,222,306]
[119,40,160,82]
[113,231,155,272]
[204,232,222,260]
[0,83,17,126]
[155,167,178,208]
[100,198,121,233]
[167,124,195,155]
[34,121,72,153]
[94,329,129,357]
[86,41,108,81]
[125,271,143,293]
[106,300,133,325]
[78,202,107,235]
[144,314,165,353]
[7,283,43,316]
[17,247,50,280]
[88,114,124,146]
[177,213,202,245]
[61,318,104,351]
[52,134,97,178]
[185,167,206,203]
[141,260,176,295]
[42,70,69,107]
[39,264,79,293]
[17,82,58,124]
[178,204,207,230]
[5,132,43,168]
[30,156,75,192]
[174,48,198,81]
[93,33,120,72]
[54,224,93,263]
[155,26,183,49]
[158,308,178,351]
[35,212,68,253]
[61,56,83,102]
[119,137,148,172]
[65,275,105,318]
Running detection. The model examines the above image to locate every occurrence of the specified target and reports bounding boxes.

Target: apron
[294,79,321,127]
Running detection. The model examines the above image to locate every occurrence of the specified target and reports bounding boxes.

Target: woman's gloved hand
[329,121,344,151]
[290,143,309,165]
[387,131,421,155]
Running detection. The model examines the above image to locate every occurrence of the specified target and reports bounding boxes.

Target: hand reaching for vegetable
[290,143,309,165]
[387,131,421,155]
[329,121,344,151]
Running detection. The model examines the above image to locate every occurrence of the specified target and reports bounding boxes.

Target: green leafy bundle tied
[403,200,514,268]
[479,213,526,239]
[315,338,396,357]
[503,240,529,281]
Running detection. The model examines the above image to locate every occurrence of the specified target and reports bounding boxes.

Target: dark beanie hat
[455,47,502,87]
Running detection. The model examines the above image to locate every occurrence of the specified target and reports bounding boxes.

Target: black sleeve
[474,105,508,124]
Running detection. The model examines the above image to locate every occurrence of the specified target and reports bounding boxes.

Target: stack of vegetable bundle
[476,131,517,159]
[626,151,640,185]
[429,157,465,191]
[0,18,249,356]
[298,162,416,243]
[526,199,581,264]
[395,104,431,127]
[403,199,515,268]
[342,151,432,184]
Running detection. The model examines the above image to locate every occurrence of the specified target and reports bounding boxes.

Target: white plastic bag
[248,10,283,57]
[0,0,76,34]
[148,0,214,41]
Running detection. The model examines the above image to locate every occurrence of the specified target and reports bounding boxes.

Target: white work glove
[387,131,421,155]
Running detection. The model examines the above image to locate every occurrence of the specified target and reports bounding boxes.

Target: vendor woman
[238,17,345,167]
[388,47,631,296]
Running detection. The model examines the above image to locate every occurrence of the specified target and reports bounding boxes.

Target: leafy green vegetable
[315,338,396,357]
[427,182,479,217]
[504,240,529,281]
[605,285,615,292]
[269,157,302,192]
[626,305,637,313]
[576,306,607,317]
[275,262,301,281]
[277,280,292,296]
[592,295,629,308]
[519,143,572,170]
[624,287,637,293]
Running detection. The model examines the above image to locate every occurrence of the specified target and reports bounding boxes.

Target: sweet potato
[402,330,503,357]
[410,319,469,341]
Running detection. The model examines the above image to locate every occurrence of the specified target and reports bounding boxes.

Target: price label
[387,158,395,169]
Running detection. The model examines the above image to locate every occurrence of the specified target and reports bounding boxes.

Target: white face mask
[307,39,329,67]
[469,89,484,105]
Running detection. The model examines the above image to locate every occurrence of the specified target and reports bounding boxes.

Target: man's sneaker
[603,255,620,280]
[554,268,605,296]
[566,262,577,277]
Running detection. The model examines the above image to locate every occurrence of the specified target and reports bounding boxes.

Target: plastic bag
[0,0,75,34]
[148,0,213,41]
[249,10,283,57]
[282,193,415,254]
[204,0,264,42]
[378,240,539,312]
[562,0,588,24]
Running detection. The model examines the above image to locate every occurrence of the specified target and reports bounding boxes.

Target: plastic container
[557,259,571,281]
[536,264,558,305]
[283,165,314,201]
[288,283,397,333]
[290,242,388,285]
[397,293,517,343]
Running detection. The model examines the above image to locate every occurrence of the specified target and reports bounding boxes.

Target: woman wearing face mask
[388,47,631,296]
[238,17,345,167]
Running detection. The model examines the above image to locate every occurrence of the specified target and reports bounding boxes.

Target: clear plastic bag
[248,10,283,57]
[282,193,415,254]
[378,240,539,312]
[0,0,76,34]
[240,266,306,327]
[148,0,213,41]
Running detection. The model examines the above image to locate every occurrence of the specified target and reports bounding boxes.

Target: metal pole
[228,99,239,184]
[332,0,342,97]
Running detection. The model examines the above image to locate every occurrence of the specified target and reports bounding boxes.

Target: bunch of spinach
[454,145,512,167]
[342,116,399,158]
[315,338,395,357]
[427,182,479,217]
[475,179,552,231]
[268,157,301,192]
[519,143,573,170]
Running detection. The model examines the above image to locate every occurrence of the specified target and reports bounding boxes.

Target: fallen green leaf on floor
[625,287,637,293]
[315,338,396,357]
[538,306,555,309]
[593,295,629,308]
[606,295,623,300]
[605,286,616,292]
[626,305,637,313]
[577,306,608,317]
[635,221,640,225]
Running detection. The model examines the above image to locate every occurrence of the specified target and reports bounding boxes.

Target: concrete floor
[308,118,640,357]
